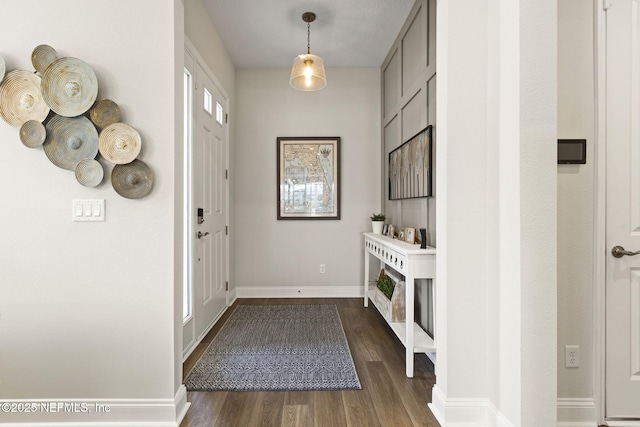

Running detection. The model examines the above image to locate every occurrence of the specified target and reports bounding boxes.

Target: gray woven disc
[43,115,99,170]
[31,44,58,74]
[75,158,104,187]
[41,57,98,117]
[111,159,153,199]
[20,120,46,148]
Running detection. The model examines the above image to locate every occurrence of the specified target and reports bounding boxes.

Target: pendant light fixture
[290,12,326,91]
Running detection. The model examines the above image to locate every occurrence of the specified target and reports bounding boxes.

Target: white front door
[192,60,229,340]
[183,44,229,358]
[606,0,640,419]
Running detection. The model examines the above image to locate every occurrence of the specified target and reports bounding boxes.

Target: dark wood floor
[180,298,439,427]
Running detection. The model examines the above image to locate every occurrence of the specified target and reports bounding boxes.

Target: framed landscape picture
[389,125,433,200]
[277,137,341,220]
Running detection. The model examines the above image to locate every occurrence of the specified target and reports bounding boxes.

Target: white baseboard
[430,389,599,427]
[0,398,182,426]
[228,286,237,304]
[235,285,363,298]
[557,398,598,427]
[603,422,640,427]
[428,385,514,427]
[175,385,191,426]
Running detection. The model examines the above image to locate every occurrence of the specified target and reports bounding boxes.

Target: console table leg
[364,247,369,307]
[406,274,415,377]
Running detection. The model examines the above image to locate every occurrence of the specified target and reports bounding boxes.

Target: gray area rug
[184,304,361,391]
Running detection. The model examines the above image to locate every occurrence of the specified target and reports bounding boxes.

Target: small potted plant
[370,213,386,234]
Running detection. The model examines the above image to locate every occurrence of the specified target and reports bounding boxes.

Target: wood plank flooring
[180,298,439,427]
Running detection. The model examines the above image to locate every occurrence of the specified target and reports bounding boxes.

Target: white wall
[432,0,558,426]
[557,0,595,403]
[234,68,381,296]
[0,1,183,425]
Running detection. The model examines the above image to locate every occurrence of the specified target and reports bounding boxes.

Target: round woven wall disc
[111,159,153,199]
[75,158,104,187]
[99,122,141,164]
[20,120,46,148]
[41,57,98,117]
[0,54,5,81]
[90,99,121,129]
[0,70,50,127]
[31,44,58,74]
[43,115,99,170]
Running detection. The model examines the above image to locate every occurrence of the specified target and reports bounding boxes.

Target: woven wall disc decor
[41,57,98,117]
[111,159,153,199]
[31,44,58,75]
[43,115,98,170]
[75,158,104,187]
[98,122,141,164]
[90,99,120,129]
[0,70,50,127]
[20,120,46,148]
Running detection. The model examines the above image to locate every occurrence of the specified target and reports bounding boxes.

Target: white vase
[372,221,384,234]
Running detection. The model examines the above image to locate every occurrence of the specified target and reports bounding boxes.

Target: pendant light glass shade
[290,53,326,91]
[290,12,326,91]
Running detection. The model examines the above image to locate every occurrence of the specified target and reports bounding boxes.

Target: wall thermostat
[557,139,586,164]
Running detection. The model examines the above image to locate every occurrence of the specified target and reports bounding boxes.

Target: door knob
[611,245,640,258]
[197,231,210,239]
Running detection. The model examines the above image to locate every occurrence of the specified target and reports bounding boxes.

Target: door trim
[595,0,606,423]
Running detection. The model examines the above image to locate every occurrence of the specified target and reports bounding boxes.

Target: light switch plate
[73,199,105,222]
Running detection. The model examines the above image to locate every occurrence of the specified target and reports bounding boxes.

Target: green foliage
[370,213,386,221]
[376,272,395,300]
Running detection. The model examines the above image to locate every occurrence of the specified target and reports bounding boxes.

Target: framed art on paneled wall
[388,125,432,200]
[277,136,341,220]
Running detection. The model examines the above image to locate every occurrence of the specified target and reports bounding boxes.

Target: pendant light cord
[307,22,311,54]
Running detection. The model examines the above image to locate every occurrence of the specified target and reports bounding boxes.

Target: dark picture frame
[389,125,433,200]
[277,137,341,220]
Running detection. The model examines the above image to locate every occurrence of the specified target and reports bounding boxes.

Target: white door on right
[606,0,640,419]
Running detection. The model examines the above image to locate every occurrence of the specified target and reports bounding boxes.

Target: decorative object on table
[98,122,141,164]
[19,120,46,148]
[398,228,405,241]
[41,56,98,117]
[75,158,104,187]
[405,227,416,244]
[290,12,327,91]
[90,98,121,129]
[31,44,58,74]
[389,125,433,200]
[0,70,50,127]
[111,159,154,199]
[43,115,98,170]
[184,304,361,391]
[372,269,406,322]
[420,228,427,249]
[370,213,386,234]
[277,136,340,219]
[387,224,395,238]
[376,269,395,299]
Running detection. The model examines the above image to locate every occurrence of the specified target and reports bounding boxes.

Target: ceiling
[201,0,416,69]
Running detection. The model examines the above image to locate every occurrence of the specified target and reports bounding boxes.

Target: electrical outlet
[565,345,579,368]
[319,264,326,274]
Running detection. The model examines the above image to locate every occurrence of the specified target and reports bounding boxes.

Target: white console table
[363,232,436,377]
